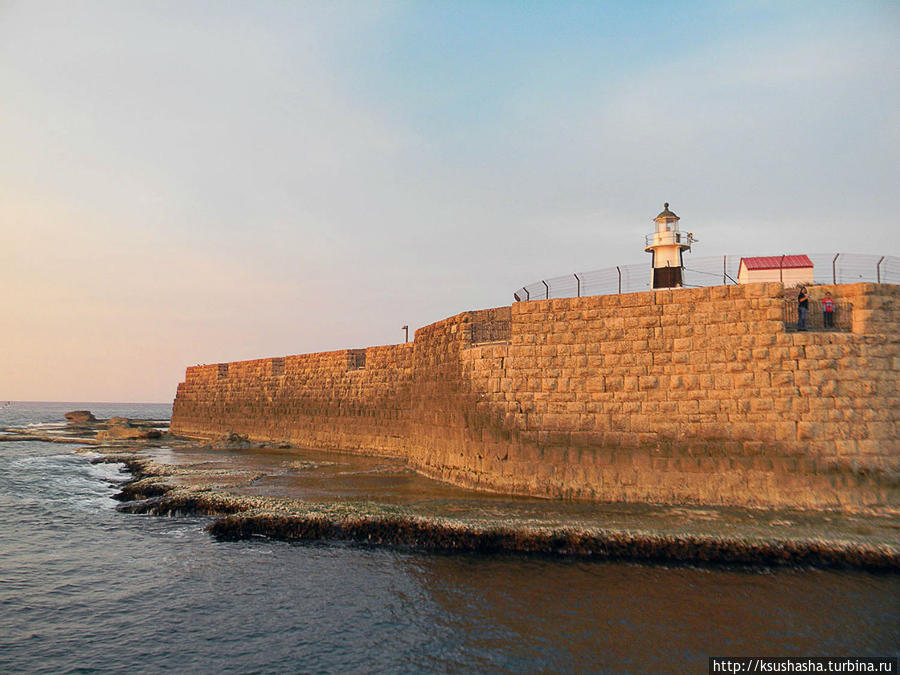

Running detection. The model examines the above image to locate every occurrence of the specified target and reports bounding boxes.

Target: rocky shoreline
[88,452,899,571]
[3,415,898,571]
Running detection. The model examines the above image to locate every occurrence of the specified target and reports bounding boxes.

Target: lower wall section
[171,283,900,510]
[172,343,415,457]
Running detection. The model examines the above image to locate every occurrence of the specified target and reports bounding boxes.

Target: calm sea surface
[0,402,897,674]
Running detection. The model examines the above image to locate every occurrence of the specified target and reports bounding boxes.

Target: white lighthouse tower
[644,203,696,289]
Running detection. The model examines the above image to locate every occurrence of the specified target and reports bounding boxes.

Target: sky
[1,0,898,403]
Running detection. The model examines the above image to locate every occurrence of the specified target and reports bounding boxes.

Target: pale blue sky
[1,1,898,401]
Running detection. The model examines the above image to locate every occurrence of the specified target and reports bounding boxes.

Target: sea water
[0,402,897,673]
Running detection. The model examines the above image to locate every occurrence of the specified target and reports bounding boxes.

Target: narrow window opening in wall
[217,363,229,379]
[271,357,285,376]
[347,349,366,370]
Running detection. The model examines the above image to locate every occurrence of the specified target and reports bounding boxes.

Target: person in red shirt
[822,291,835,329]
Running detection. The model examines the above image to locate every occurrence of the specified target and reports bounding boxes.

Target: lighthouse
[644,203,696,289]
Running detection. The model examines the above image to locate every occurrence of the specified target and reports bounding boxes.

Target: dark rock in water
[211,432,253,449]
[201,510,900,570]
[114,481,170,501]
[107,416,131,427]
[64,410,97,425]
[116,496,165,514]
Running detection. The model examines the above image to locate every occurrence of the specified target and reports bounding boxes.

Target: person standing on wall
[797,286,809,331]
[822,291,835,329]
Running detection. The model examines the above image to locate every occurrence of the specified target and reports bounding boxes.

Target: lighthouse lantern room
[644,203,696,289]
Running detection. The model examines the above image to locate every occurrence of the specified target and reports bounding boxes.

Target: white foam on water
[25,421,68,430]
[85,459,130,484]
[9,452,123,512]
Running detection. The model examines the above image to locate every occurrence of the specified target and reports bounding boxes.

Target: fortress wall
[172,343,414,456]
[403,306,514,488]
[428,283,899,508]
[171,283,899,510]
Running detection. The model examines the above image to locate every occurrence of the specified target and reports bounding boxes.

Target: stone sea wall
[171,282,899,510]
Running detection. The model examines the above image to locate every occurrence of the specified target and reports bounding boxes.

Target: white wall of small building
[738,266,814,286]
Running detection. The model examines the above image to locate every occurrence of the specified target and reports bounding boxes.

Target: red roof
[739,255,813,271]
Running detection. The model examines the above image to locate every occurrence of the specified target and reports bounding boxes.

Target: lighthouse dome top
[654,203,679,221]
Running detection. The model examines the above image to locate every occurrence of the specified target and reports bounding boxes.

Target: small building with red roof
[738,255,814,286]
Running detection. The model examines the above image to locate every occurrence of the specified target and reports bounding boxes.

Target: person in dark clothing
[797,286,809,330]
[822,291,835,329]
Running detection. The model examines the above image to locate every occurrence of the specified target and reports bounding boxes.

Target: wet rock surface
[95,448,900,571]
[9,417,898,570]
[64,410,97,424]
[1,410,167,445]
[96,424,162,440]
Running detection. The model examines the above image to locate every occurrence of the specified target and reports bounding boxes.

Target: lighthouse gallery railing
[644,231,693,247]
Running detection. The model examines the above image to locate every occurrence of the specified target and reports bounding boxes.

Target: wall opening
[347,349,366,370]
[271,357,285,376]
[217,363,229,379]
[470,320,511,344]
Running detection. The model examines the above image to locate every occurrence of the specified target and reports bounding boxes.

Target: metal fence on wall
[513,253,899,302]
[782,299,852,332]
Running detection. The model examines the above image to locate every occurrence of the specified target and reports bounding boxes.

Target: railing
[783,299,852,332]
[513,253,899,302]
[644,231,692,248]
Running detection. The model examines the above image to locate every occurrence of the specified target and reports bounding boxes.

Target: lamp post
[402,325,408,343]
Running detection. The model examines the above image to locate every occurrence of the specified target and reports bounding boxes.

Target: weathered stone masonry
[171,282,899,510]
